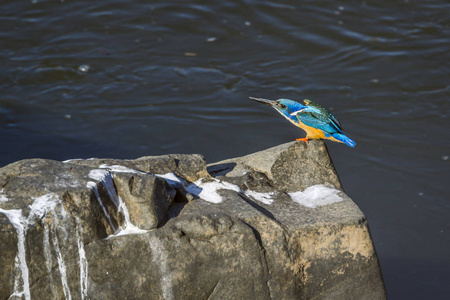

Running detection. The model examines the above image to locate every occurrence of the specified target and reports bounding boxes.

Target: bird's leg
[296,137,309,142]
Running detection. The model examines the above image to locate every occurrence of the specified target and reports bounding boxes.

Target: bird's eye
[280,104,287,109]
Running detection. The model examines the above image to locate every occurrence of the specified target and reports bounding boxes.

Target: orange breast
[290,119,345,143]
[285,117,336,140]
[295,122,326,139]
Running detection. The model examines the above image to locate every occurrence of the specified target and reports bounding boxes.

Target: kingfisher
[250,97,356,147]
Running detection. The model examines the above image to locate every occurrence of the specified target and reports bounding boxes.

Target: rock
[64,154,209,182]
[208,140,342,191]
[112,173,175,230]
[86,213,271,300]
[0,213,18,298]
[0,141,386,300]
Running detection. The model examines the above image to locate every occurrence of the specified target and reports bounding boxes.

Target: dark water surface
[1,0,449,298]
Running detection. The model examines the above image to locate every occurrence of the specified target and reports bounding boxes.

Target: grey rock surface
[0,140,386,300]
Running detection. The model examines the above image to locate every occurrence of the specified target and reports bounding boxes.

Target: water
[1,0,449,298]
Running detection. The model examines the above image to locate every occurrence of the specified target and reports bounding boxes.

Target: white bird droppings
[0,209,30,300]
[88,169,109,181]
[155,173,184,187]
[289,185,343,208]
[244,190,274,205]
[186,178,241,204]
[99,164,145,174]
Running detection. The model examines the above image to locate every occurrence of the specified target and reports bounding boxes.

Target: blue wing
[302,99,343,131]
[295,101,355,147]
[295,111,343,136]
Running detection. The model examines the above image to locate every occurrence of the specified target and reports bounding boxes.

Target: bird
[249,97,356,147]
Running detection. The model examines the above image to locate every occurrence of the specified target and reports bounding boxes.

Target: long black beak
[249,97,277,106]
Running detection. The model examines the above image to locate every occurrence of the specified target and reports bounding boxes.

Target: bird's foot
[296,138,309,142]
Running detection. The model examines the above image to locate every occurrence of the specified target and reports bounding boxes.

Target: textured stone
[65,154,209,182]
[0,214,17,298]
[0,142,386,300]
[112,173,175,230]
[208,140,342,191]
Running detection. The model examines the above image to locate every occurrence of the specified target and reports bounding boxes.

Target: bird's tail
[332,133,356,147]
